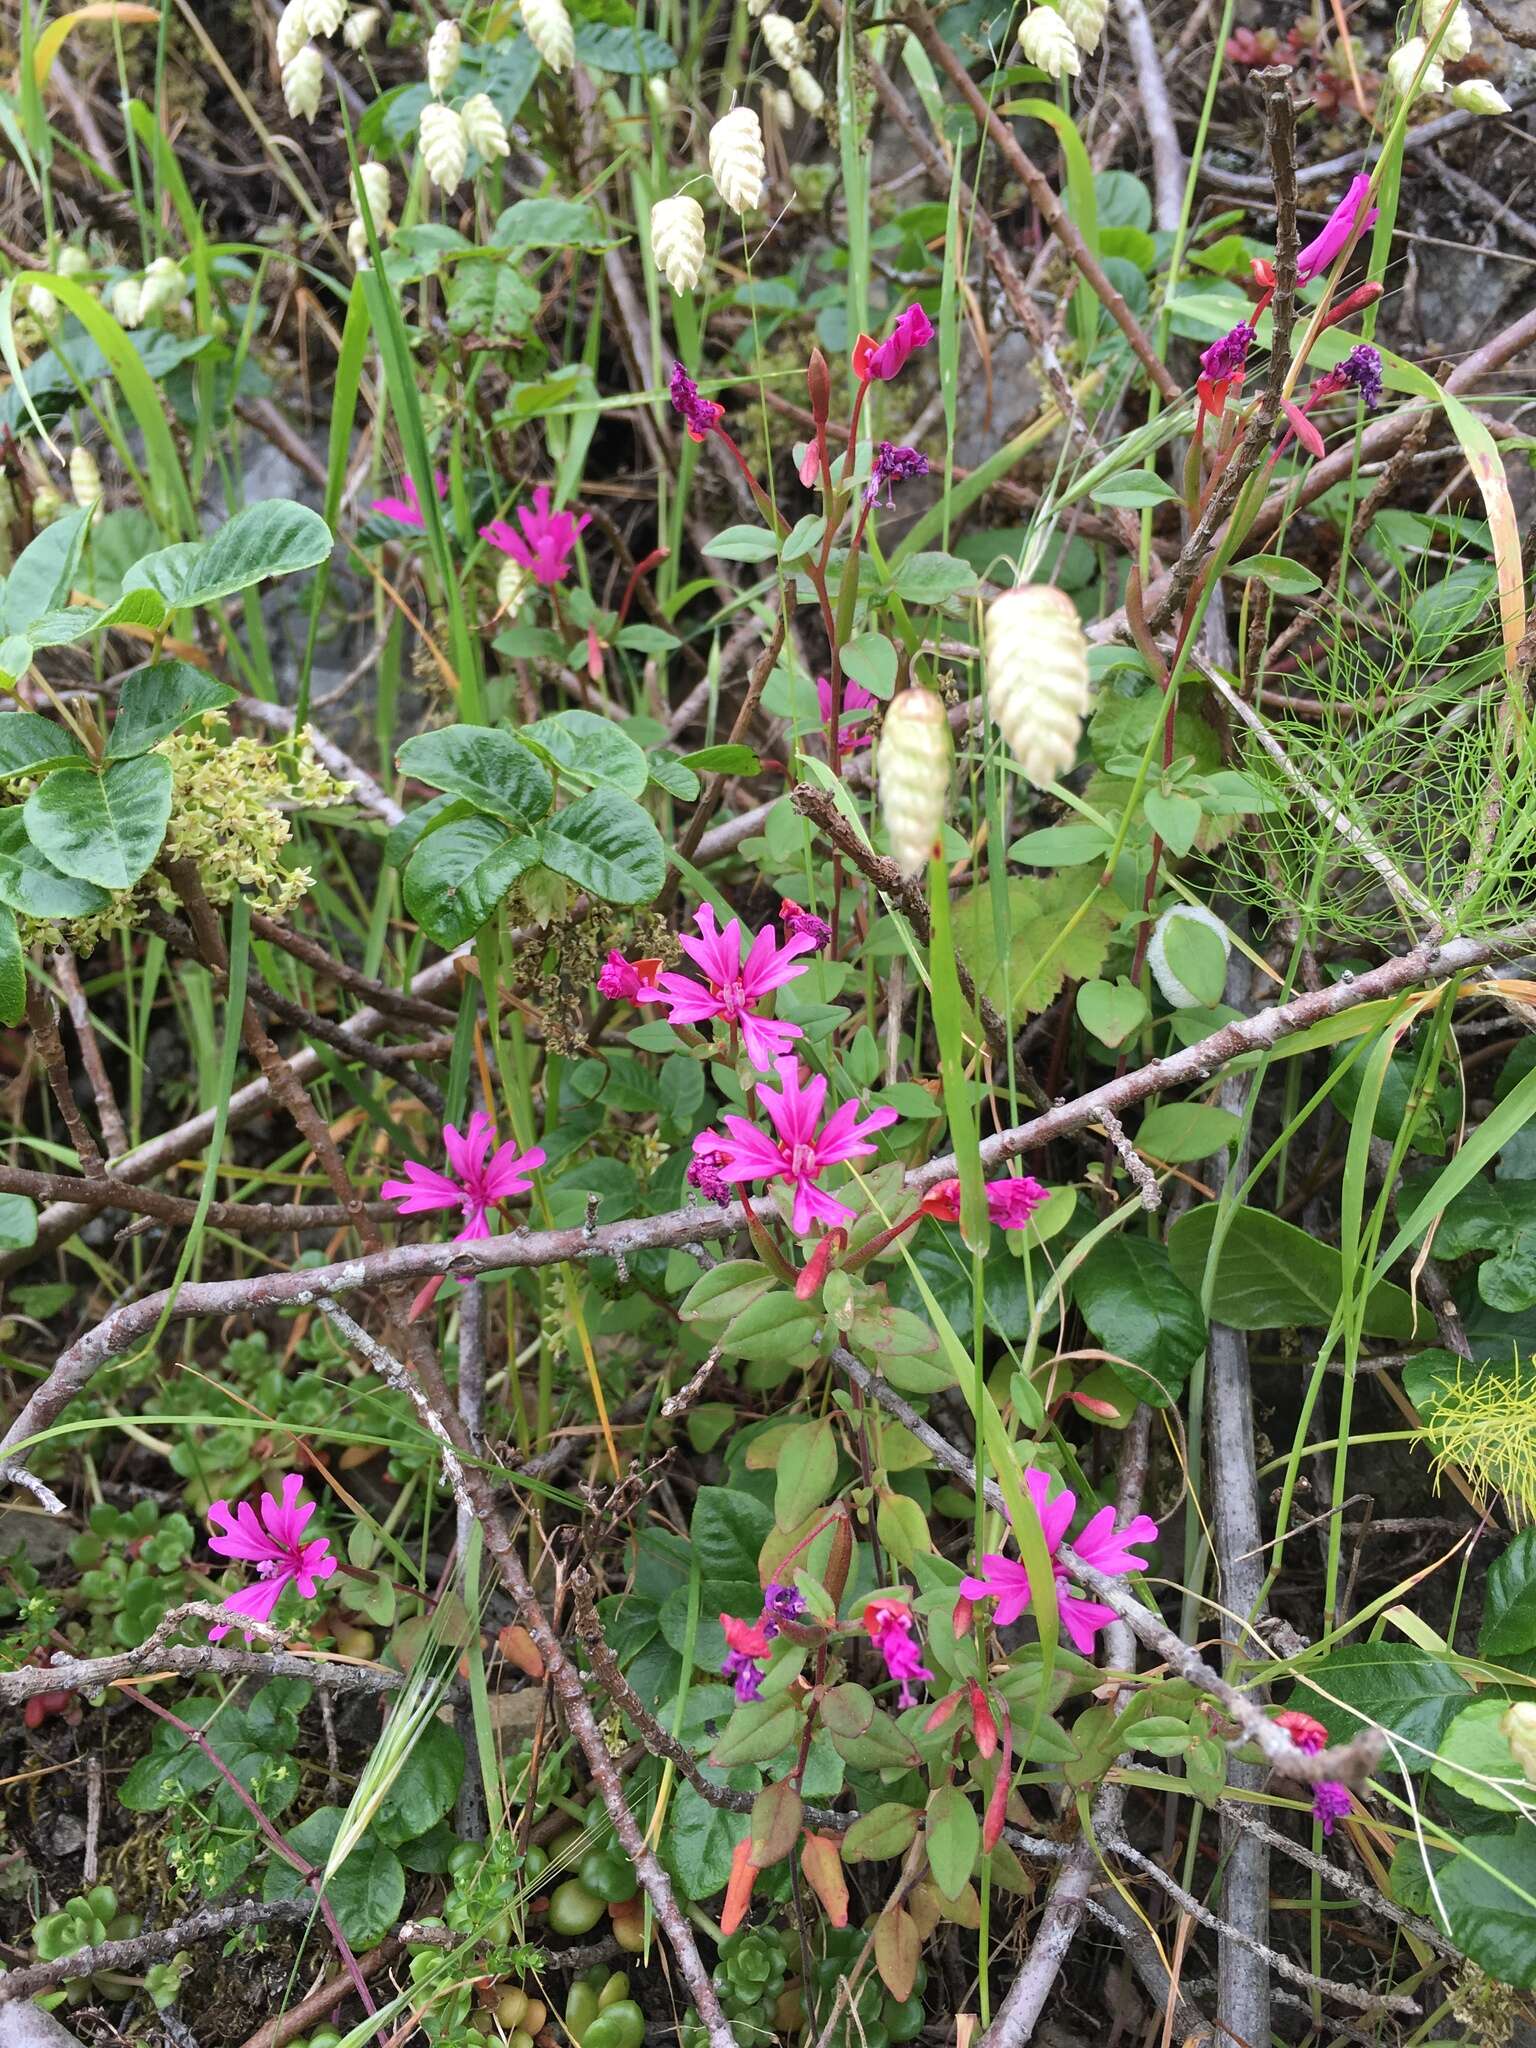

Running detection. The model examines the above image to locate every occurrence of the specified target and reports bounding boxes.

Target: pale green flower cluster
[12,721,351,954]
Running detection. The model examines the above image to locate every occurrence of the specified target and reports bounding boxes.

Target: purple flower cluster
[1199,321,1255,386]
[1337,342,1383,409]
[720,1583,808,1701]
[865,441,929,507]
[670,362,725,443]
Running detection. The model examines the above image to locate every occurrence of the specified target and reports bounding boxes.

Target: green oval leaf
[23,754,173,890]
[539,787,667,906]
[127,501,333,613]
[519,710,649,796]
[0,710,89,776]
[1229,552,1322,596]
[1433,1698,1528,1811]
[1482,1529,1536,1658]
[403,815,542,950]
[0,810,112,918]
[0,905,23,1027]
[925,1785,979,1901]
[396,724,553,827]
[263,1807,405,1948]
[107,659,238,758]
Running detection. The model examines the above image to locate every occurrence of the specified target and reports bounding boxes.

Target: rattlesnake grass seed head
[983,584,1091,789]
[879,688,952,878]
[425,17,461,93]
[649,195,707,294]
[709,105,766,212]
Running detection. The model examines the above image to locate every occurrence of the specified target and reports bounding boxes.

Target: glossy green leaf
[519,710,649,796]
[0,710,88,776]
[402,816,541,950]
[539,787,667,906]
[1137,1103,1242,1163]
[0,810,112,918]
[396,725,553,826]
[1287,1643,1472,1769]
[1481,1529,1536,1658]
[1071,1236,1205,1406]
[1229,552,1322,596]
[1168,1205,1419,1339]
[24,754,173,889]
[107,660,238,758]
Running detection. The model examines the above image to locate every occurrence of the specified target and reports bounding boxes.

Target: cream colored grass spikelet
[1018,6,1080,78]
[276,0,308,64]
[343,7,381,47]
[282,44,325,120]
[353,161,391,223]
[709,105,766,212]
[788,65,823,112]
[1388,37,1444,99]
[1452,77,1509,113]
[69,447,103,517]
[879,689,952,878]
[984,583,1091,789]
[760,12,805,65]
[522,0,574,73]
[418,101,468,189]
[426,17,461,94]
[303,0,348,39]
[460,92,510,159]
[649,196,707,294]
[1059,0,1107,51]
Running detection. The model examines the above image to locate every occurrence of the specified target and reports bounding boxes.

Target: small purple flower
[687,1150,733,1205]
[780,901,833,952]
[720,1611,776,1701]
[864,441,929,508]
[1200,322,1255,384]
[1337,343,1383,409]
[670,362,725,443]
[1312,1780,1352,1836]
[764,1581,807,1623]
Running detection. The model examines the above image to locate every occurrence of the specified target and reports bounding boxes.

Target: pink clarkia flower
[655,903,820,1072]
[480,486,590,588]
[597,950,663,1003]
[1274,1708,1328,1754]
[852,304,935,383]
[206,1473,337,1642]
[863,1599,932,1709]
[920,1175,1050,1232]
[380,1110,545,1243]
[815,675,877,751]
[959,1466,1157,1656]
[369,470,448,530]
[691,1056,898,1235]
[1295,174,1379,282]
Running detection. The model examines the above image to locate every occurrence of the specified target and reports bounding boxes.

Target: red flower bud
[807,346,830,428]
[969,1681,999,1759]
